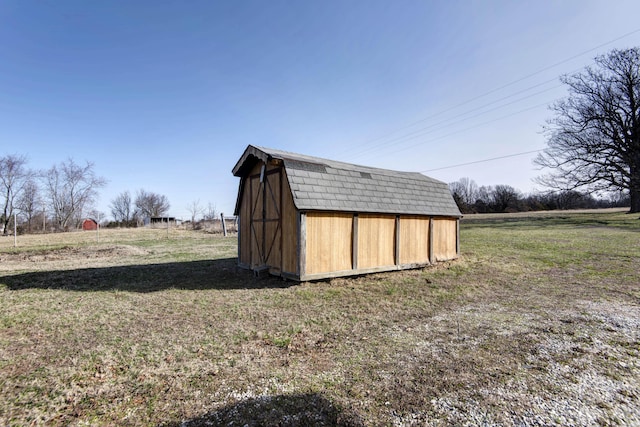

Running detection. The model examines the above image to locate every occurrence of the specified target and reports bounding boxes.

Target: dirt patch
[0,245,148,263]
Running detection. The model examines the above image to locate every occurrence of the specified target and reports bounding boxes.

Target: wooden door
[249,165,282,270]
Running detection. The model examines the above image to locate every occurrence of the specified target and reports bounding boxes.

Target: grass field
[1,211,639,426]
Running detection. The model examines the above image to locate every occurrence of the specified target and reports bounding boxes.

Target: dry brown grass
[1,213,639,426]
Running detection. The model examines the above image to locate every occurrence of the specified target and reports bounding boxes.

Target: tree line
[0,155,181,234]
[0,156,106,234]
[0,154,223,235]
[449,177,629,214]
[108,189,171,227]
[106,191,217,228]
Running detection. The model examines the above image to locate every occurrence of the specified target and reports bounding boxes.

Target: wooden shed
[232,145,462,281]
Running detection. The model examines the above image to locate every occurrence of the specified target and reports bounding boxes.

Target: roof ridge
[253,145,437,181]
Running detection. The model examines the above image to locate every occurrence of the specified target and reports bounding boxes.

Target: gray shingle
[233,145,461,217]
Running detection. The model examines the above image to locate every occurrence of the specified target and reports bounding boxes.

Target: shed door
[249,165,282,270]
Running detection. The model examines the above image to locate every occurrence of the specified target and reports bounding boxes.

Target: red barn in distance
[82,218,98,231]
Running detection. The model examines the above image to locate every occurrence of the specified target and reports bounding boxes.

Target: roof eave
[232,145,272,177]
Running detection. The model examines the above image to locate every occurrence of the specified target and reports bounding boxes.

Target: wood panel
[238,176,252,265]
[305,212,353,275]
[357,214,395,269]
[432,218,458,261]
[263,167,282,271]
[249,170,263,267]
[398,216,430,264]
[280,169,298,274]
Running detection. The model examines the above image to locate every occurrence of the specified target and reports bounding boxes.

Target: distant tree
[491,185,521,212]
[522,193,548,211]
[16,178,41,233]
[535,47,640,214]
[473,185,494,213]
[608,190,631,207]
[44,159,107,231]
[87,209,105,224]
[110,191,133,223]
[186,199,204,225]
[134,189,170,218]
[203,202,217,221]
[0,155,35,235]
[555,190,588,210]
[449,178,479,213]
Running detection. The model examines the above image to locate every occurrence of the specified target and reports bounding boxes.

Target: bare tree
[0,154,34,235]
[134,189,170,219]
[472,185,493,212]
[88,209,105,224]
[535,47,640,213]
[16,178,41,233]
[186,199,204,225]
[491,185,521,212]
[477,185,493,203]
[110,191,133,223]
[44,159,107,231]
[204,202,217,221]
[449,178,479,213]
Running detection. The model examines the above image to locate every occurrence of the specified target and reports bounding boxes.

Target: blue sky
[2,1,640,220]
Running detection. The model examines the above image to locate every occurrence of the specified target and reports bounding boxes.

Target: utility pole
[221,212,227,237]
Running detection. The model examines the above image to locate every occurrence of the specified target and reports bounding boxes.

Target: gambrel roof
[233,145,461,217]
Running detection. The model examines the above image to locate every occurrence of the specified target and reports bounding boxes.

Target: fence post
[221,212,227,237]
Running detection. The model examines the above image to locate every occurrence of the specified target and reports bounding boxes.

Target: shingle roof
[233,145,462,217]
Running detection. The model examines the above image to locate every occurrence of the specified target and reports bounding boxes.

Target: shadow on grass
[160,393,364,427]
[1,258,294,292]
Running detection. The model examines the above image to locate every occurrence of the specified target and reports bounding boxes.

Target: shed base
[238,257,459,282]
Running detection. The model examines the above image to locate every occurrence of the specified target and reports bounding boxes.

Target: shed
[82,218,98,231]
[147,217,177,225]
[232,145,462,281]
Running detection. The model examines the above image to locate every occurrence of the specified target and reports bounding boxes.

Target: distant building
[82,218,98,231]
[144,217,178,226]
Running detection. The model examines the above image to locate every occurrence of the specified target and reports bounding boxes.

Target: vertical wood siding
[357,214,396,269]
[432,218,458,261]
[238,159,458,279]
[305,212,353,275]
[239,161,290,271]
[280,169,298,275]
[263,166,281,271]
[398,216,430,264]
[249,167,264,267]
[238,163,262,266]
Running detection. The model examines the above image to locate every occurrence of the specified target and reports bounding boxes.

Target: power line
[349,83,562,159]
[336,28,640,161]
[337,76,559,158]
[419,150,543,173]
[371,101,550,159]
[434,28,640,114]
